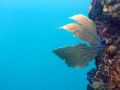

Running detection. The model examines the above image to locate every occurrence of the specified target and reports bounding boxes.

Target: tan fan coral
[61,14,98,46]
[53,44,98,67]
[53,14,99,68]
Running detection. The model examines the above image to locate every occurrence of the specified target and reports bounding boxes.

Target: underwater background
[0,0,95,90]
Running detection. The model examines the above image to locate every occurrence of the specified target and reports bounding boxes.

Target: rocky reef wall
[87,0,120,90]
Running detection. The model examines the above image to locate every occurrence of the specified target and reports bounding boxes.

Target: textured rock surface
[88,0,120,89]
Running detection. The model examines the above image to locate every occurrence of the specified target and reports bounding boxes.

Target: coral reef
[88,0,120,89]
[53,0,120,90]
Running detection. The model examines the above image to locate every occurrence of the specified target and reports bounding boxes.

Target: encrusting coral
[101,0,120,19]
[88,0,120,89]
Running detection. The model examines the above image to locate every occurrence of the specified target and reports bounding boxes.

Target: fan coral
[53,0,120,90]
[53,14,99,68]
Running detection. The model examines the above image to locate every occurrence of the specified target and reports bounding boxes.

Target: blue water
[0,0,95,90]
